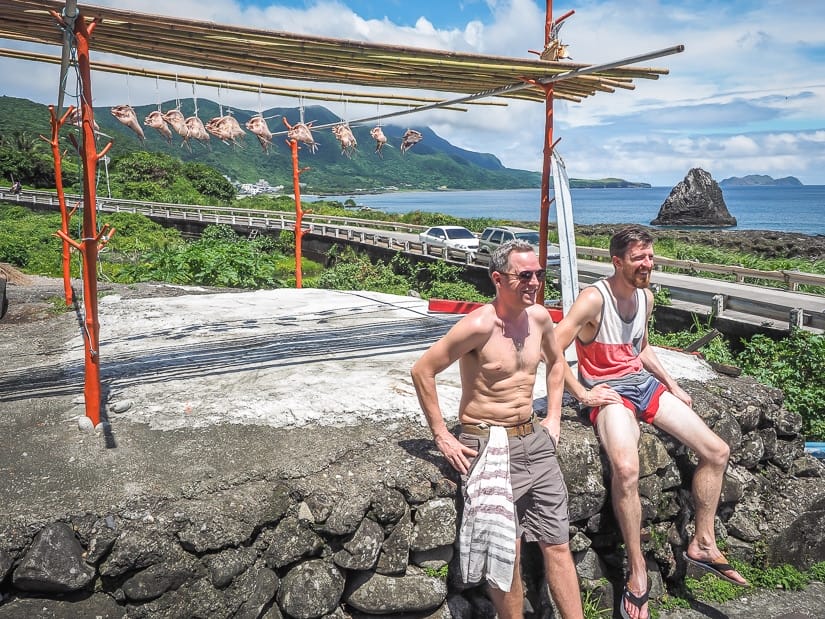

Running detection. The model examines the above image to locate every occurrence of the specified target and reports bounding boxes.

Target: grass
[422,565,449,580]
[682,559,825,606]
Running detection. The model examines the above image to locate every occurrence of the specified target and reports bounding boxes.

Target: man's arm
[638,289,692,406]
[410,314,485,474]
[537,309,565,443]
[554,288,622,408]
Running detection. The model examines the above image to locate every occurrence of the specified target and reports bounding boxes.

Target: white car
[418,226,479,257]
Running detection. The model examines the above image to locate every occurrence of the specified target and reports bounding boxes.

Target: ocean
[310,186,825,236]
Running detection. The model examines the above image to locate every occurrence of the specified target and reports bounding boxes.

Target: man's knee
[540,541,573,563]
[703,434,730,467]
[610,455,640,489]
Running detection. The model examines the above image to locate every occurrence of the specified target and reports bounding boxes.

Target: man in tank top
[554,226,748,619]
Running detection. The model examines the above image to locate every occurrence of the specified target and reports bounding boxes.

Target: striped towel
[457,425,517,591]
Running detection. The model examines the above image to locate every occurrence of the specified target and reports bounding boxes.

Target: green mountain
[569,177,651,188]
[720,174,803,187]
[0,95,542,192]
[1,95,653,193]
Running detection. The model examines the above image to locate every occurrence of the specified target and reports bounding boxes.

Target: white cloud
[1,0,824,185]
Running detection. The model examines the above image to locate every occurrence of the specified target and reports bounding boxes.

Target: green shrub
[317,248,409,295]
[737,330,825,440]
[649,315,737,366]
[807,562,825,582]
[744,564,808,591]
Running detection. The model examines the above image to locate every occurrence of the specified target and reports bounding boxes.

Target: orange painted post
[538,3,574,305]
[538,0,555,305]
[287,138,307,288]
[50,10,114,428]
[43,104,77,306]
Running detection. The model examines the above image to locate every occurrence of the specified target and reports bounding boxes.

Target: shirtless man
[411,240,583,619]
[554,226,748,619]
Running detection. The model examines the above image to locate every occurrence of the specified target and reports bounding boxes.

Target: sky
[2,0,825,186]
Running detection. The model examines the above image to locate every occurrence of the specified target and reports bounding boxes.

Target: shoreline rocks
[652,168,737,227]
[0,376,822,618]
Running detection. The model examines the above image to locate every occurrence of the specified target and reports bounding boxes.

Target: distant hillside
[0,96,541,193]
[0,96,650,193]
[570,177,651,188]
[720,174,803,187]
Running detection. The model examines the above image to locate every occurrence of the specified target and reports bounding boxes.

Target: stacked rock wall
[1,376,823,618]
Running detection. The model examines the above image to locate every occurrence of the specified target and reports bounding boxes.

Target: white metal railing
[3,188,823,291]
[576,246,825,292]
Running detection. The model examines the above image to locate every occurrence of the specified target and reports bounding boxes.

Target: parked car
[476,226,561,268]
[418,225,479,257]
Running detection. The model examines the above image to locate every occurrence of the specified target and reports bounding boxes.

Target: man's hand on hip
[435,432,478,475]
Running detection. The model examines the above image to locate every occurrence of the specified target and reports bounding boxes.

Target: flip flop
[619,582,649,619]
[683,552,748,586]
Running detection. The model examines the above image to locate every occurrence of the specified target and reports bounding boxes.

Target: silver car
[476,226,561,267]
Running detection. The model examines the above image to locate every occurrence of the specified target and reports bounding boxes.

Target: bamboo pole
[0,0,673,104]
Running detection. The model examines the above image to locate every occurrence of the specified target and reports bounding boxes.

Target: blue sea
[310,186,825,236]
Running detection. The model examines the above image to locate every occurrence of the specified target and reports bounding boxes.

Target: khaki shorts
[459,421,570,545]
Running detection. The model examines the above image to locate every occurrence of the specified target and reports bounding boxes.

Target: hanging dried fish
[205,115,246,148]
[144,110,173,144]
[283,117,318,153]
[331,123,357,158]
[69,108,100,135]
[110,104,145,141]
[245,115,274,153]
[400,129,423,154]
[369,126,388,156]
[162,109,187,136]
[183,116,211,148]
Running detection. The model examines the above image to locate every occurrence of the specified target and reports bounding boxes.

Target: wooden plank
[684,329,721,353]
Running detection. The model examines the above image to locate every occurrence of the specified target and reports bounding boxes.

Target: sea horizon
[309,185,825,237]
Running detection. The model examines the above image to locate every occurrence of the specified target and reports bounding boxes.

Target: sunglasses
[500,269,546,282]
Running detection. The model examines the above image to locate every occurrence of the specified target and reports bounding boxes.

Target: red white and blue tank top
[575,279,651,388]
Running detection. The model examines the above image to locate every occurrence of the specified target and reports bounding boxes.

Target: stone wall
[1,375,823,618]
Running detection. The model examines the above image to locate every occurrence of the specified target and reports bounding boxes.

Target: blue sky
[3,0,825,185]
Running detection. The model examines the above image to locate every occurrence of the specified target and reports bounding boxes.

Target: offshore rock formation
[652,168,737,226]
[0,376,822,618]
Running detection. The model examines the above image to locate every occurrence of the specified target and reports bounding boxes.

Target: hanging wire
[192,80,199,115]
[174,73,180,109]
[225,83,234,117]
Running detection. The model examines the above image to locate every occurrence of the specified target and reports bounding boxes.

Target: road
[3,189,823,332]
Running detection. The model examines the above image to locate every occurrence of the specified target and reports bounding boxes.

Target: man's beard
[632,270,650,289]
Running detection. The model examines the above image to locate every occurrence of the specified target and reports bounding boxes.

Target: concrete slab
[0,286,716,526]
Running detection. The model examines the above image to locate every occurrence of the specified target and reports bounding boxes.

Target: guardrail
[0,189,427,235]
[3,188,823,292]
[574,246,825,292]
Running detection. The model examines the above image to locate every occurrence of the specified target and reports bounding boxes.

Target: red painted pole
[43,104,76,307]
[74,15,107,426]
[538,0,555,304]
[288,138,304,288]
[50,11,113,428]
